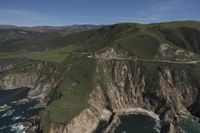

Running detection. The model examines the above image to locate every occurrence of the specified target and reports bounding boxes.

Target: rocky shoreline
[0,62,61,133]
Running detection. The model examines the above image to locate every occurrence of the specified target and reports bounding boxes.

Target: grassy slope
[0,45,77,63]
[148,21,200,29]
[40,56,97,133]
[0,29,97,63]
[47,57,96,123]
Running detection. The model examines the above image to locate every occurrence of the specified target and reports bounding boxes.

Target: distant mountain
[0,24,102,33]
[0,25,18,29]
[0,24,102,52]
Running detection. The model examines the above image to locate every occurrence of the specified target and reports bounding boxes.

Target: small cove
[114,114,159,133]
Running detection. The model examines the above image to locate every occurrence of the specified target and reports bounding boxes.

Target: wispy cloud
[72,15,166,24]
[0,9,63,26]
[135,0,183,23]
[0,9,49,20]
[152,0,181,11]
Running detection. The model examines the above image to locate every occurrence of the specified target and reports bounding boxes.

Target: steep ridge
[49,48,200,133]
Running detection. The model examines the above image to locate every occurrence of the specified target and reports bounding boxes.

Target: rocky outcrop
[0,62,62,99]
[0,64,14,73]
[49,48,200,133]
[0,72,38,90]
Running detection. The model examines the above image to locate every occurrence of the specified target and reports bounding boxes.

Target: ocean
[115,114,159,133]
[0,88,43,133]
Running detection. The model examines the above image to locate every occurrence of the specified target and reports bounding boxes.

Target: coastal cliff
[48,48,200,133]
[0,60,63,133]
[0,61,62,99]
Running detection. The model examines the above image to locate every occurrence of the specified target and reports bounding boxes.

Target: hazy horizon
[0,20,199,27]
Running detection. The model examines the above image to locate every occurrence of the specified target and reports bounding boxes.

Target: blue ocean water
[181,115,200,133]
[115,114,159,133]
[0,88,43,133]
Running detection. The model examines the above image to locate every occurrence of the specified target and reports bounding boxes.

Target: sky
[0,0,200,26]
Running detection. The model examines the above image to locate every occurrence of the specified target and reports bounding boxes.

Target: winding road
[95,57,200,64]
[74,52,200,64]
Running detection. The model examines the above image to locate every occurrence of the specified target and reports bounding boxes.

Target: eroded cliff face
[49,108,102,133]
[0,61,63,133]
[49,48,200,133]
[0,62,62,99]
